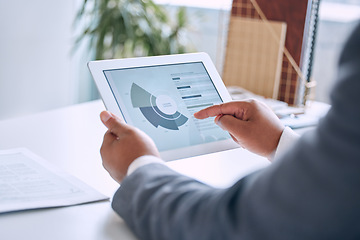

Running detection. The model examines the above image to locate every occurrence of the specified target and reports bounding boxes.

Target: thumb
[216,115,248,136]
[100,111,127,136]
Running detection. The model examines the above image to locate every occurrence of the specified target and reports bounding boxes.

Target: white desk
[0,100,328,240]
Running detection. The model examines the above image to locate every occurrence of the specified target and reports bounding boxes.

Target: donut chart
[130,83,188,130]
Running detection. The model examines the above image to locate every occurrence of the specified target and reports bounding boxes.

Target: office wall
[0,0,88,120]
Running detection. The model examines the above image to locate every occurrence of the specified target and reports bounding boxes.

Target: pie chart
[130,83,188,130]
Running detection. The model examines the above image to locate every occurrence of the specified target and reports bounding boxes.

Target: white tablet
[88,52,239,161]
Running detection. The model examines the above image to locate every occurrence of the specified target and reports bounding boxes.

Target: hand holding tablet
[99,111,160,182]
[88,53,239,161]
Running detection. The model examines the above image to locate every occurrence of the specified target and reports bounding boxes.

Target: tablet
[88,52,239,161]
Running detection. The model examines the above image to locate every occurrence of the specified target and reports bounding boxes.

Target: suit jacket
[112,23,360,240]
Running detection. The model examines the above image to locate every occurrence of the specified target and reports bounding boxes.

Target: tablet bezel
[88,52,239,161]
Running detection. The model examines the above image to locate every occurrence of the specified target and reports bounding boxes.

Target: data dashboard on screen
[103,62,231,152]
[88,53,239,161]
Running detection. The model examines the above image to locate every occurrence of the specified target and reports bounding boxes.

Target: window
[312,0,360,103]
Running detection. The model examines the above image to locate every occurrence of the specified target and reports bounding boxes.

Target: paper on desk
[0,148,109,213]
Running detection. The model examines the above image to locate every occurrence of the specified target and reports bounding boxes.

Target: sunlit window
[312,0,360,103]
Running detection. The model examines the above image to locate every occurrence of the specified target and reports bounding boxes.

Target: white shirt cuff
[273,126,300,161]
[127,155,165,176]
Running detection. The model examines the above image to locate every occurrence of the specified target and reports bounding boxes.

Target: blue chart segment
[130,83,188,130]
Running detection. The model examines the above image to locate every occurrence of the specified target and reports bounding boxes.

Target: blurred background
[0,0,359,121]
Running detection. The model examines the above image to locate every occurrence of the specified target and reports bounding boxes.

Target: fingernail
[101,111,112,123]
[215,115,224,129]
[216,120,222,128]
[214,114,222,124]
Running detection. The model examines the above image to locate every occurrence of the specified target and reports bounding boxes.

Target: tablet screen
[103,62,231,152]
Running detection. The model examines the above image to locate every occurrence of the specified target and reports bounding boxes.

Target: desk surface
[0,100,329,240]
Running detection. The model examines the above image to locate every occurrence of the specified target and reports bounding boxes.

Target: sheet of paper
[0,148,109,213]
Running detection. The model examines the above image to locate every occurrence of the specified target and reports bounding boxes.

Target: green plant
[75,0,189,60]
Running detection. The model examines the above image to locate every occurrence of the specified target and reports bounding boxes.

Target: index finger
[194,101,249,120]
[193,104,223,119]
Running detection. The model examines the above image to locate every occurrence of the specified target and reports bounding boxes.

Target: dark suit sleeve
[112,23,360,240]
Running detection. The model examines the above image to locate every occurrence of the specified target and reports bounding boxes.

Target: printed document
[0,148,108,213]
